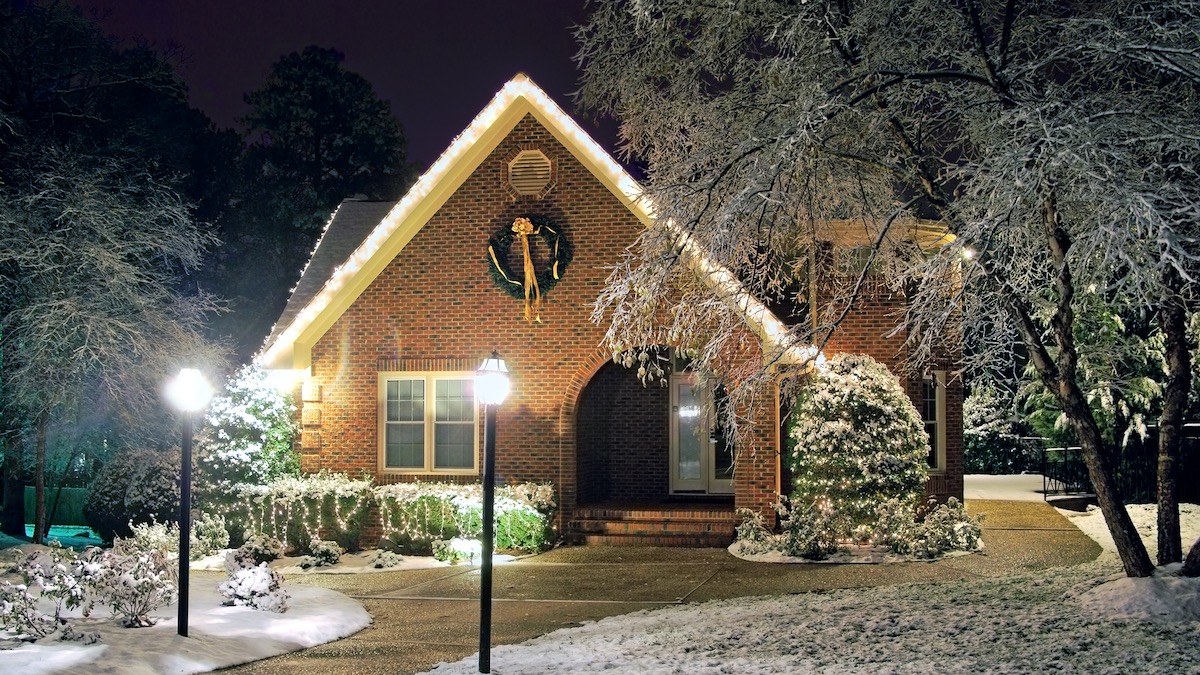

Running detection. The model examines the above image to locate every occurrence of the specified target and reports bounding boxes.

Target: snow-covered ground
[3,503,1197,674]
[0,576,369,675]
[0,535,377,674]
[419,504,1200,675]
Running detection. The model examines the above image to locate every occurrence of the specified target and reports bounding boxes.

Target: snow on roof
[261,199,398,352]
[256,74,812,371]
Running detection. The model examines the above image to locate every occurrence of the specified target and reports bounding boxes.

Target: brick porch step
[569,503,738,548]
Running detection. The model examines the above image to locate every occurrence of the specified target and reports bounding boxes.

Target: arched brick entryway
[575,360,671,505]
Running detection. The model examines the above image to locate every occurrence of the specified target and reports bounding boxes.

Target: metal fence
[1040,424,1200,504]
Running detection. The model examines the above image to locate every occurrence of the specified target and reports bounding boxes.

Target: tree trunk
[32,410,47,544]
[1155,267,1189,565]
[1063,388,1155,577]
[1183,536,1200,577]
[0,429,24,537]
[997,190,1155,577]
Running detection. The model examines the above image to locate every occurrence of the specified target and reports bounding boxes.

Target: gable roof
[257,74,814,371]
[263,198,398,351]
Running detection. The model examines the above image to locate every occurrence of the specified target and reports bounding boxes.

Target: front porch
[572,358,745,546]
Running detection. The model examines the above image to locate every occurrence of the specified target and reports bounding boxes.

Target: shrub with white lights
[375,481,555,555]
[788,353,929,531]
[207,472,373,553]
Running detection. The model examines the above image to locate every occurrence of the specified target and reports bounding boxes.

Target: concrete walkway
[963,473,1049,501]
[216,498,1100,675]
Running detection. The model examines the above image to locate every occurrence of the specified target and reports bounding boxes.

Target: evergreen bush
[83,448,180,542]
[964,385,1039,473]
[195,364,300,496]
[787,353,929,535]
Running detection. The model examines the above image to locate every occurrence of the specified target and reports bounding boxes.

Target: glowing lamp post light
[165,368,213,638]
[475,352,509,674]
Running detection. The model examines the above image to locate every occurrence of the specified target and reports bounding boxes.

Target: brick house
[257,75,963,546]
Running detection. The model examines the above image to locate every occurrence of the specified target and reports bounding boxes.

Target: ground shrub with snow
[219,548,288,612]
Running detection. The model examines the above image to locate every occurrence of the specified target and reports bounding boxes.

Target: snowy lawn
[420,504,1200,675]
[0,533,507,674]
[0,573,368,675]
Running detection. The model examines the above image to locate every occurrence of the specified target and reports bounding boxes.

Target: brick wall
[294,113,961,540]
[301,115,701,529]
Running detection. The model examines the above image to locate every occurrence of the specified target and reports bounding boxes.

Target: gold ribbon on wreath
[511,217,542,322]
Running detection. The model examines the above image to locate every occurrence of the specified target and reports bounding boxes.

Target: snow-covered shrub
[121,520,178,556]
[777,497,846,561]
[191,512,229,558]
[0,580,58,641]
[0,541,177,635]
[238,533,284,565]
[298,539,343,569]
[733,508,774,555]
[92,547,177,627]
[788,353,929,533]
[432,538,476,565]
[370,550,404,569]
[0,543,101,641]
[219,557,289,610]
[195,363,299,494]
[375,481,555,555]
[209,472,372,553]
[84,448,180,541]
[873,497,982,559]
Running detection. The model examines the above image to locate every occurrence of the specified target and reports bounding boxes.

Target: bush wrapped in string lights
[205,472,373,554]
[374,481,555,555]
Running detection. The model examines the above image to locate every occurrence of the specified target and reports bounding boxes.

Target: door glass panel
[714,436,734,481]
[677,383,702,481]
[711,387,735,484]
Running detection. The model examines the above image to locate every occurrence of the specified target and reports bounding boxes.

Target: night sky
[67,0,609,169]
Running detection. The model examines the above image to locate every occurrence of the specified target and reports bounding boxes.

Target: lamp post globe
[475,352,510,406]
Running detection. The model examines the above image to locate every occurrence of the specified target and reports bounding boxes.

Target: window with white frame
[921,371,947,472]
[379,373,477,473]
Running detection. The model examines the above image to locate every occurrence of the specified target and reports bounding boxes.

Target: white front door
[669,375,734,494]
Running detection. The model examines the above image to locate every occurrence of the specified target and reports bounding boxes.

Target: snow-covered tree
[0,147,224,543]
[194,364,299,494]
[576,0,1199,577]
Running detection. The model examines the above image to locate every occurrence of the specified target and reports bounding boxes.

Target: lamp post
[165,368,213,638]
[475,352,509,674]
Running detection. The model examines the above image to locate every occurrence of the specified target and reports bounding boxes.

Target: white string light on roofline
[260,75,817,373]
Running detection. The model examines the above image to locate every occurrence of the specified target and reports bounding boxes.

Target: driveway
[216,499,1099,675]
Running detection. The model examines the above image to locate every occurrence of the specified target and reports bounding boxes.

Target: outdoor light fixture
[166,367,213,638]
[475,351,509,674]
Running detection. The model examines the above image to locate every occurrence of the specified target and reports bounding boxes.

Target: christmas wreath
[487,215,573,321]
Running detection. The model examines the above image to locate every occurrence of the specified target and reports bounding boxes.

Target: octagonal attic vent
[508,150,553,197]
